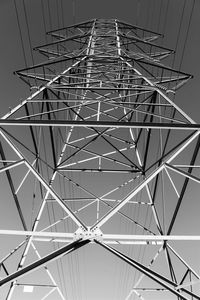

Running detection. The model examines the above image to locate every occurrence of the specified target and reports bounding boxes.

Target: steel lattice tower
[0,18,200,300]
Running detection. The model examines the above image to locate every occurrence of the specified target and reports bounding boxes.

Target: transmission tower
[0,18,200,300]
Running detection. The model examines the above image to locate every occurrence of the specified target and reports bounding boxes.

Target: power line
[60,0,65,28]
[47,0,53,32]
[22,0,35,67]
[179,0,196,71]
[22,0,38,87]
[13,0,28,70]
[56,0,60,28]
[172,0,186,69]
[72,0,76,24]
[41,0,48,43]
[162,0,170,36]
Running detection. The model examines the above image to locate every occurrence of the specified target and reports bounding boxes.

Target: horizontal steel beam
[57,168,139,173]
[47,19,95,34]
[0,120,199,130]
[32,238,163,245]
[118,20,164,36]
[104,234,200,241]
[34,32,90,49]
[1,230,200,241]
[0,230,74,238]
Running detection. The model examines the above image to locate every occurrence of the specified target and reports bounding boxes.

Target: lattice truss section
[0,19,200,300]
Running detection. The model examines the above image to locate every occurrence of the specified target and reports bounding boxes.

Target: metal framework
[0,18,200,299]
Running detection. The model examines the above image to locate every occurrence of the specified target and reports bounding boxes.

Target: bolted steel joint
[74,226,103,242]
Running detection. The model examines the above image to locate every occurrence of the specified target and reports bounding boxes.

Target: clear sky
[0,1,200,300]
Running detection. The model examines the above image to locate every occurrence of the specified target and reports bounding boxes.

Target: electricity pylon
[0,18,200,300]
